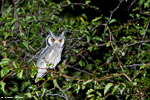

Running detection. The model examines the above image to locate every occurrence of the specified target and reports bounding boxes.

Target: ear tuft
[48,29,53,36]
[61,30,67,36]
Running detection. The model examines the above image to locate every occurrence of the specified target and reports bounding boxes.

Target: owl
[35,29,66,82]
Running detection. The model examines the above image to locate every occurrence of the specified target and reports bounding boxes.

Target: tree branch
[48,2,99,20]
[103,0,124,40]
[138,20,150,54]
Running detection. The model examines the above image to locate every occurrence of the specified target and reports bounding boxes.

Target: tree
[0,0,150,99]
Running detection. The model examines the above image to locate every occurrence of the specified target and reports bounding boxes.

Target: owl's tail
[35,69,47,83]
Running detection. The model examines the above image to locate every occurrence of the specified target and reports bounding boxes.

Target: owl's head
[46,29,66,48]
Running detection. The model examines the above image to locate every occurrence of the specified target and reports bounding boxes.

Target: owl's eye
[51,38,55,42]
[59,39,62,43]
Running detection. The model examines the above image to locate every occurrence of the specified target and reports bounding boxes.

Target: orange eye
[51,38,55,42]
[59,39,62,43]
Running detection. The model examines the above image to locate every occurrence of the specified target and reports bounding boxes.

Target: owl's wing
[35,46,54,82]
[39,46,48,56]
[39,48,45,56]
[36,46,53,67]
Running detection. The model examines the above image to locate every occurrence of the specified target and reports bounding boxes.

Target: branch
[103,0,124,40]
[104,0,124,33]
[48,2,99,20]
[67,65,92,75]
[123,64,144,68]
[126,39,150,47]
[46,94,66,99]
[138,20,150,53]
[1,71,14,82]
[128,0,136,11]
[12,0,18,19]
[1,0,4,16]
[55,79,69,100]
[12,0,21,33]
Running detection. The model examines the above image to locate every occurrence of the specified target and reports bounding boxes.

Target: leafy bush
[0,0,150,99]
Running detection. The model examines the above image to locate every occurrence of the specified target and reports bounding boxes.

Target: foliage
[0,0,150,99]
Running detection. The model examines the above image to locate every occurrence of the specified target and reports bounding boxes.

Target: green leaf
[21,82,30,92]
[140,64,146,70]
[58,65,63,76]
[88,46,93,52]
[120,83,126,95]
[133,82,137,86]
[46,63,54,66]
[85,0,91,4]
[92,16,102,22]
[67,0,71,4]
[53,79,57,88]
[23,41,29,50]
[82,80,92,90]
[140,29,145,35]
[33,16,37,21]
[109,19,117,24]
[112,85,119,94]
[26,16,32,21]
[104,83,113,96]
[121,52,125,56]
[21,7,25,14]
[79,60,85,67]
[86,89,94,95]
[17,70,23,79]
[96,91,102,97]
[0,81,6,93]
[83,80,92,85]
[87,94,94,98]
[73,49,79,53]
[3,32,9,39]
[93,36,102,41]
[33,96,38,100]
[82,14,87,19]
[126,95,130,99]
[120,87,125,95]
[106,41,111,47]
[41,87,46,97]
[41,0,45,5]
[75,83,80,93]
[28,85,36,91]
[1,67,10,77]
[0,58,10,66]
[25,92,32,98]
[82,84,86,90]
[57,4,62,12]
[70,56,77,64]
[86,35,91,42]
[12,62,17,68]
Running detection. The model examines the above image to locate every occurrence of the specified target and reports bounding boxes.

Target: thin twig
[138,20,150,54]
[104,0,124,33]
[67,65,92,75]
[128,0,136,11]
[48,2,99,20]
[123,64,144,68]
[1,71,14,82]
[127,39,150,47]
[103,0,124,40]
[1,0,4,16]
[46,94,66,99]
[55,79,69,100]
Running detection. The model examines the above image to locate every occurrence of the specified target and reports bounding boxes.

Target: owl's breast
[45,48,62,69]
